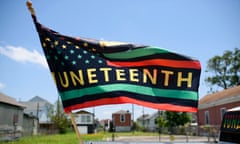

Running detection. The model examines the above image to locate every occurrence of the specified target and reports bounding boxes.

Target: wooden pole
[26,1,36,16]
[69,112,83,144]
[26,1,83,143]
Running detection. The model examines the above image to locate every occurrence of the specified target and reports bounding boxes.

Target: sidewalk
[84,135,218,144]
[114,135,215,143]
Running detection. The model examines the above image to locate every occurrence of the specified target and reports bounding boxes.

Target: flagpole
[26,1,36,16]
[26,1,83,143]
[69,112,83,144]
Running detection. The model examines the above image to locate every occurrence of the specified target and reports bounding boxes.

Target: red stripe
[64,96,197,113]
[107,59,201,69]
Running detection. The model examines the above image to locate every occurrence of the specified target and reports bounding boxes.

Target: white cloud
[0,45,48,68]
[0,82,5,89]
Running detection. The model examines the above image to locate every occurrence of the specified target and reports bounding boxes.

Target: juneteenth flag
[30,9,201,113]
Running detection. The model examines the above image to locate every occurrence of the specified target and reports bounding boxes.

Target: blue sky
[0,0,239,120]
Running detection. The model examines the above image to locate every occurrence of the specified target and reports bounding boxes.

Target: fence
[103,125,220,143]
[159,125,220,137]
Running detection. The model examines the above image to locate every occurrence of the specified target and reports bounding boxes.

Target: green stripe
[103,46,169,59]
[60,84,198,101]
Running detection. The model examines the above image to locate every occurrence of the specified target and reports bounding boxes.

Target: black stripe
[98,44,146,53]
[62,91,198,108]
[106,53,197,61]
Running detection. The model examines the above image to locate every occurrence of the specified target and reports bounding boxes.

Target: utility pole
[93,107,95,133]
[57,96,60,120]
[142,106,145,128]
[132,104,134,134]
[36,102,40,132]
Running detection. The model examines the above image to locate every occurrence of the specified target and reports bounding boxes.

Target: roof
[199,85,240,109]
[24,113,38,119]
[136,114,150,121]
[75,110,93,115]
[136,111,164,121]
[19,96,53,114]
[112,110,130,114]
[20,101,50,111]
[0,92,26,108]
[28,96,49,103]
[145,111,162,120]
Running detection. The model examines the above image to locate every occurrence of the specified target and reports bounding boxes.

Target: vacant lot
[1,132,213,144]
[0,132,157,144]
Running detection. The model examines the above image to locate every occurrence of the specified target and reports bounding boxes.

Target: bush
[51,113,71,134]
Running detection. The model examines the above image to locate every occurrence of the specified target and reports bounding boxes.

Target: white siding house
[74,110,95,134]
[137,111,164,132]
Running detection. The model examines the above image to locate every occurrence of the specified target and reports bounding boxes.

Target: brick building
[112,110,131,132]
[198,86,240,128]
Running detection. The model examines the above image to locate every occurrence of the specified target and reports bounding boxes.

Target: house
[74,110,95,134]
[136,114,149,128]
[20,96,53,123]
[137,111,164,132]
[0,93,39,139]
[22,113,38,136]
[0,93,25,140]
[137,111,197,133]
[99,119,111,132]
[198,86,240,128]
[112,110,131,132]
[20,96,54,133]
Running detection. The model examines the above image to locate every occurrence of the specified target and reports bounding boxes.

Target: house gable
[74,110,94,125]
[20,96,53,123]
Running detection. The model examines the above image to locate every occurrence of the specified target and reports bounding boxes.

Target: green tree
[51,97,71,134]
[157,115,167,133]
[165,111,191,128]
[205,48,240,90]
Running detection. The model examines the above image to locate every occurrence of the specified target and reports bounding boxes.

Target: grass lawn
[1,131,158,144]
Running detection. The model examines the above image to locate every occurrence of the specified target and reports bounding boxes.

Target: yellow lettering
[129,69,139,82]
[99,68,112,82]
[161,70,174,86]
[177,72,192,88]
[58,72,69,88]
[87,68,98,84]
[70,70,84,86]
[51,72,56,84]
[143,69,157,84]
[237,123,240,129]
[116,69,126,81]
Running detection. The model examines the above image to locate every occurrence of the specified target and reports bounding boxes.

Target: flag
[31,16,201,113]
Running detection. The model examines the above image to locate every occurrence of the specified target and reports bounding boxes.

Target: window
[81,115,87,123]
[80,114,92,123]
[86,115,91,123]
[13,114,18,124]
[154,118,158,124]
[205,111,209,125]
[120,114,125,123]
[220,108,226,120]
